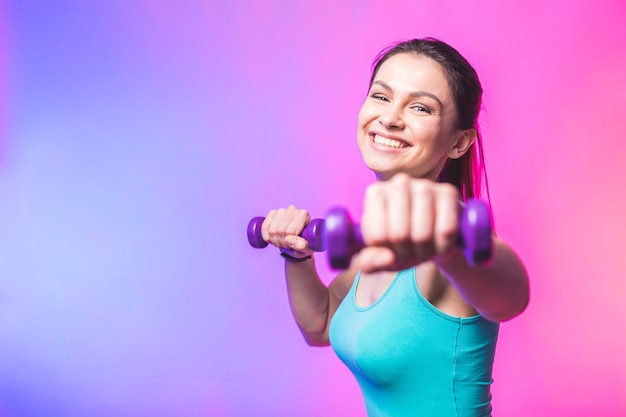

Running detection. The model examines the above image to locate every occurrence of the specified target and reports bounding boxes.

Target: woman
[261,38,529,417]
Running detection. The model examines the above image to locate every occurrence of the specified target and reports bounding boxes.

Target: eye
[411,105,432,114]
[370,93,390,102]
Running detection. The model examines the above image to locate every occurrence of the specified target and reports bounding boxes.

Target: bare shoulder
[328,265,358,302]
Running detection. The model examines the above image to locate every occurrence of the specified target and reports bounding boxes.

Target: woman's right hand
[261,205,314,258]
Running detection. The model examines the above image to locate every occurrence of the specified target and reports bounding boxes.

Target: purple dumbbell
[248,199,492,270]
[325,199,493,269]
[247,217,327,252]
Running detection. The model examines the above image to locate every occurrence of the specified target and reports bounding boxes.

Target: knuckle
[363,226,385,246]
[437,226,457,243]
[365,182,384,200]
[410,178,432,195]
[390,173,411,190]
[411,229,433,245]
[266,224,278,236]
[268,221,286,237]
[285,224,302,236]
[437,183,460,199]
[284,227,297,236]
[388,229,410,244]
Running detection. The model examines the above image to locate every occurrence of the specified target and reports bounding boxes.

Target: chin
[365,164,397,181]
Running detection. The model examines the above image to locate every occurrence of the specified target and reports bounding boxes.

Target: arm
[355,174,529,323]
[261,205,356,346]
[284,258,357,346]
[434,238,529,322]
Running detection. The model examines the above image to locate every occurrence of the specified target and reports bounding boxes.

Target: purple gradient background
[1,1,625,416]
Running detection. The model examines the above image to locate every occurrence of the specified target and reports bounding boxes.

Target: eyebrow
[372,80,444,109]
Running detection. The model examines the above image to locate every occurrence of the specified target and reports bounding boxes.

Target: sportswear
[329,267,499,417]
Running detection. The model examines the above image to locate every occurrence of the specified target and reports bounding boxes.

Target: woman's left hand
[355,173,462,273]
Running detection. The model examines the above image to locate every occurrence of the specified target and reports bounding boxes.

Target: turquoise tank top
[329,268,499,417]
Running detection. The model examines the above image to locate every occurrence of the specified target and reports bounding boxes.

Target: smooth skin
[261,53,529,346]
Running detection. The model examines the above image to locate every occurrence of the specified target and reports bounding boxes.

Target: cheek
[411,121,448,145]
[357,101,376,127]
[356,109,367,131]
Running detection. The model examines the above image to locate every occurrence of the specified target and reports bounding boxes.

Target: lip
[369,130,411,149]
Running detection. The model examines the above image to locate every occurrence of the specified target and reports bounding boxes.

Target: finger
[285,235,311,252]
[262,209,279,246]
[285,208,312,252]
[285,208,310,238]
[410,180,435,262]
[386,175,412,261]
[433,184,460,257]
[265,206,302,248]
[361,183,387,247]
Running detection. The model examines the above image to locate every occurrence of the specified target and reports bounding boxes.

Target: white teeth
[373,135,407,149]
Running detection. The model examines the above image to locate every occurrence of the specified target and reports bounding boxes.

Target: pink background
[1,1,625,416]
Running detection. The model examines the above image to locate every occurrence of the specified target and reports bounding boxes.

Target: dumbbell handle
[247,199,492,269]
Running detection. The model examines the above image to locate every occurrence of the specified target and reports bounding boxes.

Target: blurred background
[1,0,625,416]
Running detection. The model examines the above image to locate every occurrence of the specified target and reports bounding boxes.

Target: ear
[446,128,477,160]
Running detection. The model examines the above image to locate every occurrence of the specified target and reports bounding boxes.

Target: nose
[378,105,405,129]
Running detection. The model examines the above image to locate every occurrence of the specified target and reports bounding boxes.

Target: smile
[372,134,409,149]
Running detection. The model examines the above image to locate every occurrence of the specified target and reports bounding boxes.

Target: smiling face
[357,53,475,181]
